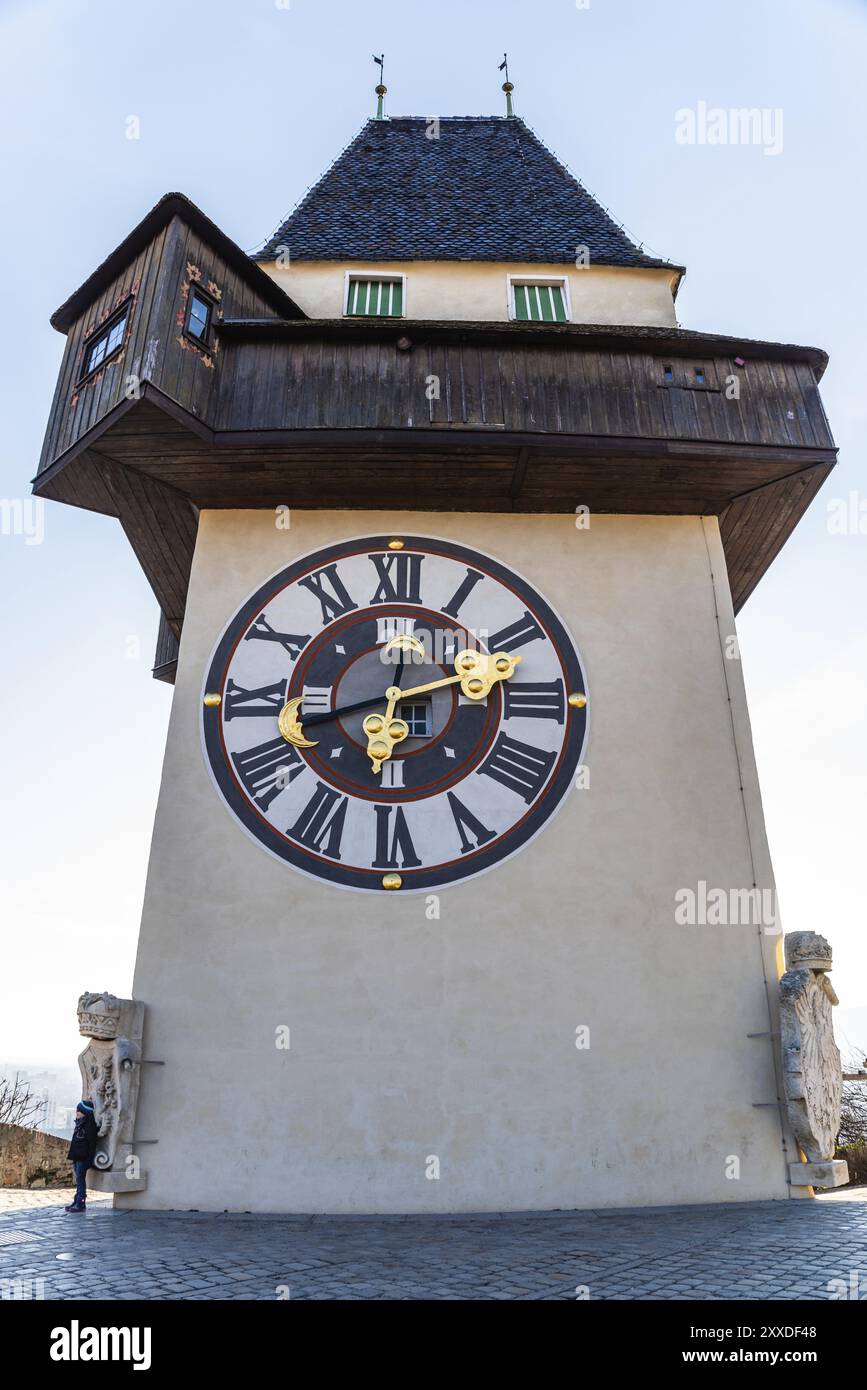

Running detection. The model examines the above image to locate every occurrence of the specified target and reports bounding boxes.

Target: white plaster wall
[121,511,796,1214]
[263,260,679,327]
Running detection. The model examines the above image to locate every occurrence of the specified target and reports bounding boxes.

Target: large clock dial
[201,536,589,892]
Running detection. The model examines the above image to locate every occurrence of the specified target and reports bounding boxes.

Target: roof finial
[373,54,387,120]
[498,53,514,118]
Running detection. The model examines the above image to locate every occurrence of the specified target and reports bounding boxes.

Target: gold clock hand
[388,649,522,705]
[365,649,522,775]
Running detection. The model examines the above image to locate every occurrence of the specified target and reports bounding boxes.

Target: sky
[1,0,865,1066]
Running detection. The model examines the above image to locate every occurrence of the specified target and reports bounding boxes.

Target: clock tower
[35,107,837,1212]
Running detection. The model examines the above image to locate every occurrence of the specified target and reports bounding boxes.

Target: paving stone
[0,1188,865,1301]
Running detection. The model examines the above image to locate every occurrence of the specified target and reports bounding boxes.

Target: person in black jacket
[65,1100,98,1213]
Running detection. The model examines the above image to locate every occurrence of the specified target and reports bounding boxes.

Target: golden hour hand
[362,710,410,774]
[360,633,422,772]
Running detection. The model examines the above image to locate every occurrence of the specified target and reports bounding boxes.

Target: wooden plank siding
[182,337,832,451]
[152,612,180,684]
[38,216,288,477]
[97,454,199,641]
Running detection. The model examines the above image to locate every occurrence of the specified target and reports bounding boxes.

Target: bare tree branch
[0,1075,47,1129]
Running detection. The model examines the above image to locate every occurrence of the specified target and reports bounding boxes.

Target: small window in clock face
[399,701,433,737]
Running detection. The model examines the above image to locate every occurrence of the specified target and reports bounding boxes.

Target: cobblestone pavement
[1,1189,865,1300]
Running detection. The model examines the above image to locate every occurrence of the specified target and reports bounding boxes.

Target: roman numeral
[380,760,405,789]
[488,610,545,652]
[376,615,416,644]
[297,564,358,625]
[287,782,348,860]
[477,733,556,804]
[446,792,496,855]
[231,738,305,811]
[372,805,421,869]
[503,680,565,723]
[244,613,310,660]
[442,567,484,619]
[302,685,332,715]
[224,678,287,719]
[369,552,424,604]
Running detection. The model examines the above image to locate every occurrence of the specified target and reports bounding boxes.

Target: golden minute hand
[386,649,521,712]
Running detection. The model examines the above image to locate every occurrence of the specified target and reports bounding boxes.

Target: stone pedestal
[789,1159,850,1190]
[87,1169,148,1194]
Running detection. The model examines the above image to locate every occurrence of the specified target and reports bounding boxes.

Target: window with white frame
[344,275,405,317]
[508,278,570,324]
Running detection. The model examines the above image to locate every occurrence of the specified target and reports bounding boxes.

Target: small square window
[662,364,674,383]
[345,276,405,317]
[510,280,569,323]
[694,366,706,384]
[186,288,214,343]
[399,701,432,737]
[80,306,129,381]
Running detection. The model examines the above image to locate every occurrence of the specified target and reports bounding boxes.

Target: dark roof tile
[256,116,680,272]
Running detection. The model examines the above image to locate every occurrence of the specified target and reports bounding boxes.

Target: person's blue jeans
[73,1161,88,1206]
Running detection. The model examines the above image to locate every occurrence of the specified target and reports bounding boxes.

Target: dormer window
[344,274,406,318]
[185,286,215,346]
[80,304,130,381]
[508,277,570,324]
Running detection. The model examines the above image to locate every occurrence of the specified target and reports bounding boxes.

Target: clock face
[201,535,588,893]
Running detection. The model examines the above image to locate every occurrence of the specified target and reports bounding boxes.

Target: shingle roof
[256,116,680,272]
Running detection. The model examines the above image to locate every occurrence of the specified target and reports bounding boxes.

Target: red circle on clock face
[202,535,588,893]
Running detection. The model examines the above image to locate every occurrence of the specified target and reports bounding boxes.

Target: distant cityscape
[0,1061,83,1139]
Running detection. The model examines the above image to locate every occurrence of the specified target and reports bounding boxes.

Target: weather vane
[373,53,387,120]
[498,53,514,118]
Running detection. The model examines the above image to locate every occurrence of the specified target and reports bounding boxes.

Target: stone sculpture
[779,933,849,1189]
[77,991,147,1192]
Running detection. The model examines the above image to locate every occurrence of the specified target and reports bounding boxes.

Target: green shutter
[346,278,403,317]
[513,283,567,323]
